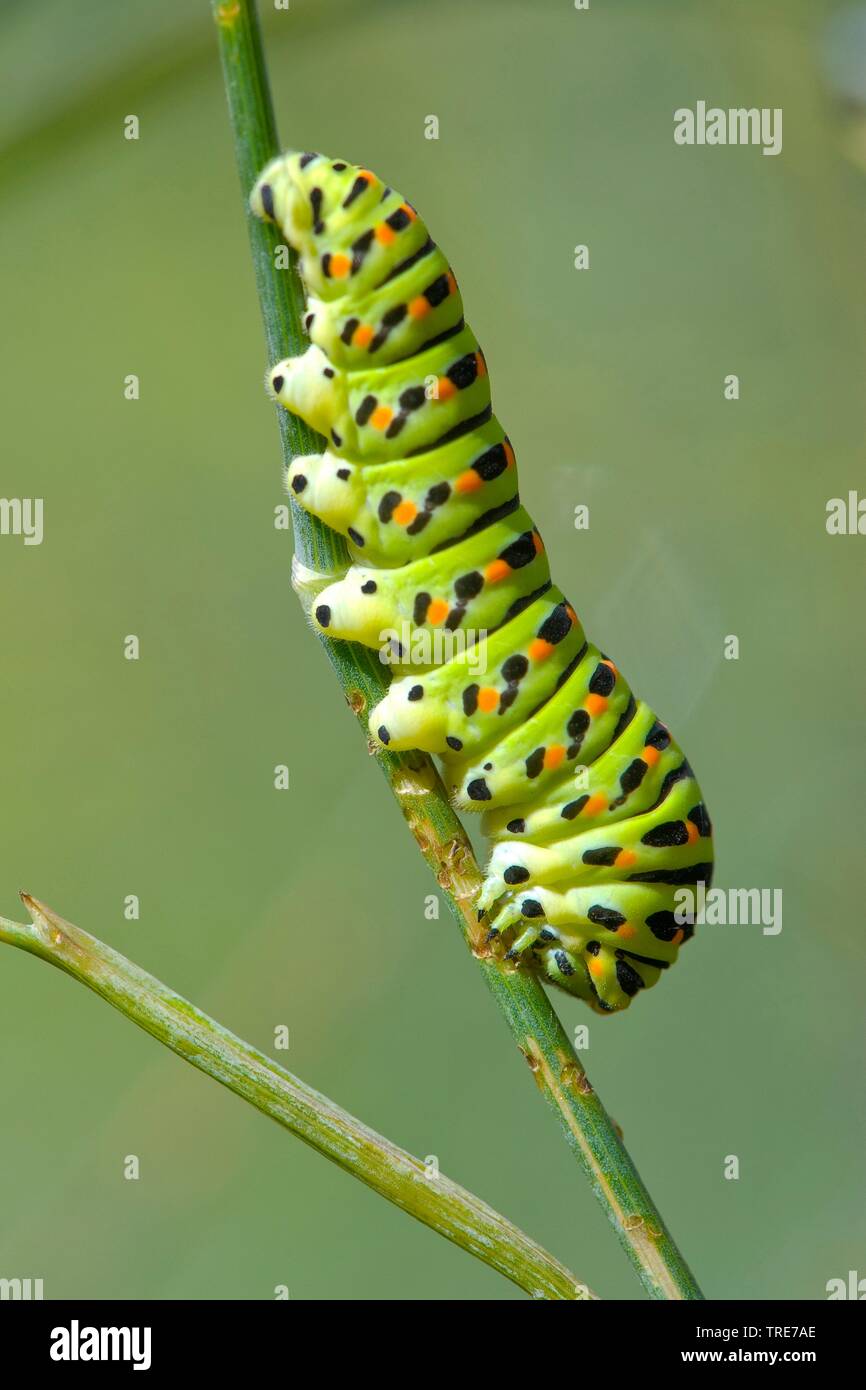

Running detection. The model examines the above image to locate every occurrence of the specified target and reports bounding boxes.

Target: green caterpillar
[250,151,714,1014]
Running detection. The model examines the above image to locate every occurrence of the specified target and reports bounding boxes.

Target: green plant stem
[212,0,704,1300]
[0,895,594,1302]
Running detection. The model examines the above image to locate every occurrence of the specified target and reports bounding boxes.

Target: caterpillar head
[250,151,368,253]
[251,153,387,301]
[250,153,313,247]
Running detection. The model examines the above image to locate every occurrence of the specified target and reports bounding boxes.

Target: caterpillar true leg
[252,151,713,1014]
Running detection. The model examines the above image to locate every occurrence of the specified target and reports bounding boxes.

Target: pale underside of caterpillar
[250,151,714,1014]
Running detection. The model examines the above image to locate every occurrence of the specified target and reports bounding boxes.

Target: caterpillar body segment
[370,591,586,755]
[447,648,635,812]
[487,881,692,1012]
[481,701,694,843]
[477,773,712,911]
[285,416,519,567]
[308,505,550,649]
[270,325,491,464]
[252,151,714,1014]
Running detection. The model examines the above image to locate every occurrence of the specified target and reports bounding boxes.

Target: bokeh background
[1,0,864,1301]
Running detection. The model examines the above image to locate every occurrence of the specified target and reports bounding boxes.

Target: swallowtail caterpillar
[250,152,713,1014]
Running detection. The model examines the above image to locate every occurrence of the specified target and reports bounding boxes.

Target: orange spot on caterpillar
[329,253,351,278]
[504,441,516,469]
[528,638,554,661]
[352,324,374,348]
[370,405,394,430]
[584,693,608,716]
[426,599,449,625]
[485,559,510,583]
[543,745,566,771]
[580,794,607,817]
[532,531,544,554]
[408,296,431,319]
[400,202,417,220]
[673,927,685,946]
[565,605,578,625]
[455,469,483,494]
[375,222,396,245]
[446,271,458,295]
[614,849,637,869]
[477,687,499,713]
[436,378,457,401]
[588,957,605,978]
[685,820,700,845]
[642,745,661,767]
[393,500,418,526]
[358,170,375,184]
[617,923,638,939]
[475,352,487,377]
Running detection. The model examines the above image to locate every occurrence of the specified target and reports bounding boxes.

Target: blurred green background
[1,0,864,1301]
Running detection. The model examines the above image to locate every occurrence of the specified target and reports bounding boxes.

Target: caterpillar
[250,151,713,1014]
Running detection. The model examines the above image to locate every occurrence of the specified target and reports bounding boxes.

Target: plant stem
[212,0,704,1300]
[0,895,594,1302]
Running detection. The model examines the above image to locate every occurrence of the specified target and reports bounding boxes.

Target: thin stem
[212,0,704,1300]
[0,895,594,1302]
